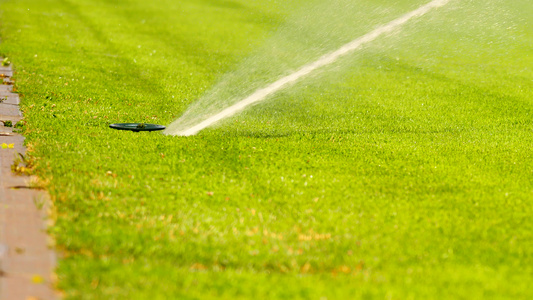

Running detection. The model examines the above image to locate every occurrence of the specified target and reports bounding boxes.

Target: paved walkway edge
[0,63,58,300]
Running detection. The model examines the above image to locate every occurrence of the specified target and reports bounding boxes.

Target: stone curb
[0,63,58,300]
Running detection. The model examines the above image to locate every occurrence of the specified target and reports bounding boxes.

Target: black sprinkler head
[109,123,166,132]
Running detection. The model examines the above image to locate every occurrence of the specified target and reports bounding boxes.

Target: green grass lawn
[1,0,532,298]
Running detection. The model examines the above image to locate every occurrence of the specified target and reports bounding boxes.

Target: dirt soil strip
[0,64,57,299]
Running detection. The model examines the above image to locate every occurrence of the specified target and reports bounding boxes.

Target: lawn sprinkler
[109,123,166,132]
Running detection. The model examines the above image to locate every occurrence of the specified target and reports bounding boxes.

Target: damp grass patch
[0,0,532,299]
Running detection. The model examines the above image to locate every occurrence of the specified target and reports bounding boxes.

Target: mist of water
[164,0,452,136]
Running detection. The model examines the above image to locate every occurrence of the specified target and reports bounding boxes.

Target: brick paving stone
[0,86,13,94]
[0,104,21,118]
[0,64,57,300]
[0,95,20,106]
[0,71,13,78]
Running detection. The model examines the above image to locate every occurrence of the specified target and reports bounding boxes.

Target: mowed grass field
[1,0,532,298]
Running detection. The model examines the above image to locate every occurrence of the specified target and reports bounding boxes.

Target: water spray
[165,0,451,136]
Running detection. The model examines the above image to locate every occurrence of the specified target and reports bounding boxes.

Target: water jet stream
[166,0,451,136]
